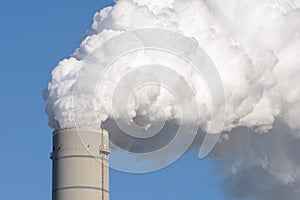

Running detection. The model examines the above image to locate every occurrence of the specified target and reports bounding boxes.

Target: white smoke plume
[44,0,300,199]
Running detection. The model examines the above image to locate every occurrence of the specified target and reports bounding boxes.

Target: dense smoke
[44,0,300,199]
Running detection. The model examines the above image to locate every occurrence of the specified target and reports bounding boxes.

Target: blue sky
[0,1,225,199]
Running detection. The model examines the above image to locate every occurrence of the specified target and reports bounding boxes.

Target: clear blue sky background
[0,1,225,199]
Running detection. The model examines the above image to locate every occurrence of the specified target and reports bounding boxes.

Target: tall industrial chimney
[51,127,110,200]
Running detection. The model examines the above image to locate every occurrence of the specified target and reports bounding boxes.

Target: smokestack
[50,127,110,200]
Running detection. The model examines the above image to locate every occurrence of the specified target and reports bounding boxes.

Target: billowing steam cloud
[44,0,300,199]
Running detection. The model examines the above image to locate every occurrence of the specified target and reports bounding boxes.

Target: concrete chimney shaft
[51,128,110,200]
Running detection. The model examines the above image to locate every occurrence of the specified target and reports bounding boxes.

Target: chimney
[51,127,110,200]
